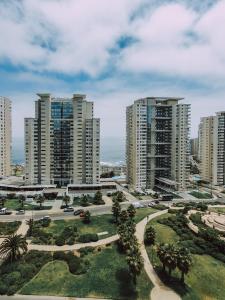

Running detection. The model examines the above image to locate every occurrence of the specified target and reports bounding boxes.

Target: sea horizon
[12,136,125,166]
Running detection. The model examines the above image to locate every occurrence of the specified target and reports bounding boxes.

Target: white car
[16,210,25,215]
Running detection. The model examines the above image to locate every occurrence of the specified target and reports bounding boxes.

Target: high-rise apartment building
[198,117,214,182]
[25,94,100,187]
[126,97,190,192]
[199,112,225,186]
[0,97,11,177]
[190,137,199,157]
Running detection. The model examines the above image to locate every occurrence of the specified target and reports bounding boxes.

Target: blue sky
[1,0,225,141]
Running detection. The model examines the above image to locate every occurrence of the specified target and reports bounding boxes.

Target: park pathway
[28,234,119,251]
[135,209,181,300]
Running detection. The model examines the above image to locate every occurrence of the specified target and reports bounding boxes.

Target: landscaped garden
[21,244,152,299]
[189,191,212,199]
[30,207,157,245]
[72,191,105,207]
[209,207,225,214]
[1,198,52,211]
[0,221,21,235]
[145,212,225,300]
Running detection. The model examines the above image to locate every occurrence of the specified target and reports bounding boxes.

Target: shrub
[67,237,75,245]
[78,233,98,243]
[55,236,65,246]
[79,246,95,256]
[0,283,7,295]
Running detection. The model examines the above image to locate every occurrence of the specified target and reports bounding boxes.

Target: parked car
[132,202,144,209]
[74,209,84,216]
[16,209,25,215]
[41,215,51,220]
[63,207,74,212]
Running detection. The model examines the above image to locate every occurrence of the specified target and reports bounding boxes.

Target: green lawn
[209,207,225,214]
[43,214,117,240]
[134,207,158,223]
[146,213,225,300]
[21,245,153,299]
[4,199,52,211]
[0,221,21,235]
[34,208,157,244]
[189,191,212,199]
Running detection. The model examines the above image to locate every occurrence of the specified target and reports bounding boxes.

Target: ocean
[12,136,125,166]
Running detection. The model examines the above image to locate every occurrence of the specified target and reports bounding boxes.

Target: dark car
[74,209,84,216]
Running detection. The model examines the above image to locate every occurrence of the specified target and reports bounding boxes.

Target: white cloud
[120,1,225,79]
[0,0,142,75]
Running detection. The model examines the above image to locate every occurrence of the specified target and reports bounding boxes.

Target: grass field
[43,214,117,239]
[189,191,212,199]
[209,207,225,213]
[39,208,157,241]
[146,213,225,300]
[4,199,52,211]
[0,221,21,235]
[21,245,153,299]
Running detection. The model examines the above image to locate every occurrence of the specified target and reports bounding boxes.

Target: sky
[1,0,225,142]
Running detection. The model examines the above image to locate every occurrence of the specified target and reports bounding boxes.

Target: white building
[25,94,100,187]
[198,116,214,182]
[0,97,11,177]
[199,112,225,186]
[126,97,190,192]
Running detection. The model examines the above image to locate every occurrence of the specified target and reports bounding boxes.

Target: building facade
[198,112,225,186]
[25,94,100,186]
[190,137,199,157]
[198,117,214,183]
[0,97,11,177]
[126,97,190,192]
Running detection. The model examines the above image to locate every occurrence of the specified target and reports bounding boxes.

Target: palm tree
[63,195,70,207]
[36,195,45,209]
[83,210,91,224]
[164,244,177,276]
[0,197,6,208]
[26,218,34,236]
[19,195,26,209]
[127,204,136,219]
[126,246,143,284]
[112,199,121,223]
[119,210,129,223]
[156,243,167,272]
[0,234,28,263]
[144,226,156,246]
[176,247,192,283]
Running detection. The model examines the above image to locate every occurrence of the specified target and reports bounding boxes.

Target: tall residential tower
[126,97,190,192]
[0,97,11,177]
[25,94,100,186]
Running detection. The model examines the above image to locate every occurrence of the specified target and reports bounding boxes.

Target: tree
[63,195,70,207]
[116,191,126,202]
[80,195,89,207]
[26,218,34,237]
[36,195,45,209]
[176,247,192,283]
[156,243,167,272]
[127,204,136,219]
[18,195,26,209]
[83,211,91,224]
[93,191,104,205]
[164,244,177,276]
[0,234,28,263]
[112,200,121,223]
[119,210,129,223]
[126,246,143,284]
[0,197,6,208]
[144,226,156,246]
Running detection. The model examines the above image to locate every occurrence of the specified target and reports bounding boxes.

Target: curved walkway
[28,234,119,251]
[135,210,181,300]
